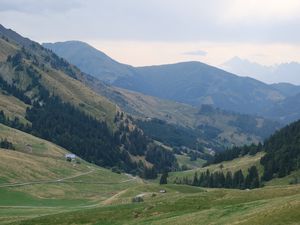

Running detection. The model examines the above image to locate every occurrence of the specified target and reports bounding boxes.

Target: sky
[1,0,300,83]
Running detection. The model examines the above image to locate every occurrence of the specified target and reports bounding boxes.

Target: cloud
[222,0,300,22]
[1,0,300,45]
[0,0,82,13]
[183,50,207,56]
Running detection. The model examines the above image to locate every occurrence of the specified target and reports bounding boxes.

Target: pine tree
[192,172,199,186]
[160,171,168,185]
[233,170,245,189]
[225,171,233,188]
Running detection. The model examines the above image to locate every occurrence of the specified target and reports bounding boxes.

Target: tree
[245,166,260,189]
[160,171,168,185]
[225,171,233,188]
[192,172,199,186]
[233,170,245,189]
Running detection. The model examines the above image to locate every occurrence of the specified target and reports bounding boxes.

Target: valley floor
[1,180,300,225]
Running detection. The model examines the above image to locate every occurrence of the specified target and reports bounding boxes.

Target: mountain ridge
[43,41,299,123]
[43,41,136,83]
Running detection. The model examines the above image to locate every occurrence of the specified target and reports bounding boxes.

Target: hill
[265,92,300,123]
[43,41,135,83]
[270,82,300,97]
[261,119,300,181]
[0,24,177,178]
[44,41,299,122]
[0,123,140,223]
[1,122,299,224]
[43,44,280,150]
[187,117,300,186]
[169,152,265,183]
[83,74,280,151]
[119,62,284,117]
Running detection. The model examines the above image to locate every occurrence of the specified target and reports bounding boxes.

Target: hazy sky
[1,0,300,78]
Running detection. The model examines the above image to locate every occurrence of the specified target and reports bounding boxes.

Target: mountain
[42,41,281,148]
[265,92,300,123]
[271,82,300,97]
[0,24,178,178]
[223,56,300,85]
[44,41,290,120]
[77,65,280,150]
[43,41,135,83]
[117,62,284,116]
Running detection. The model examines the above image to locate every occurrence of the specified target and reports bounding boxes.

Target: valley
[0,22,299,225]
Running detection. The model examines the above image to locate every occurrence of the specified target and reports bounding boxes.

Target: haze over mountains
[222,56,300,85]
[44,41,300,123]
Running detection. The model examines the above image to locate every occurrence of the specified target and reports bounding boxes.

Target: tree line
[261,120,300,181]
[0,76,31,105]
[209,143,263,165]
[174,166,260,189]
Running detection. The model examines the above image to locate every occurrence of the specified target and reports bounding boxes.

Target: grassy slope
[5,183,300,225]
[0,37,117,126]
[171,152,300,187]
[176,154,206,169]
[169,152,265,182]
[0,92,29,123]
[0,128,298,225]
[0,123,139,224]
[37,64,117,123]
[0,39,17,62]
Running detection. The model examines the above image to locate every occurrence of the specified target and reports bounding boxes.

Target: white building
[65,153,76,160]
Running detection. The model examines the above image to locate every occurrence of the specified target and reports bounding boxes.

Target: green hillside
[0,25,177,178]
[169,152,265,182]
[0,123,140,224]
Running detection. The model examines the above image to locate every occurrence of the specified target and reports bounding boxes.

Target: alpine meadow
[0,1,300,224]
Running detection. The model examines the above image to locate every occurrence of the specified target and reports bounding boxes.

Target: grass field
[176,154,206,169]
[2,183,299,225]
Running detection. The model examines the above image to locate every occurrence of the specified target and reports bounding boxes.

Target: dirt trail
[102,189,129,205]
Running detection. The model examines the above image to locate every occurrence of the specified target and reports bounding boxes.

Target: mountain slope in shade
[270,82,300,97]
[44,41,289,119]
[43,41,135,83]
[117,62,284,116]
[265,92,300,123]
[82,73,281,149]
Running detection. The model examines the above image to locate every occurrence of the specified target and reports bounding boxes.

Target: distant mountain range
[43,41,300,123]
[222,56,300,85]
